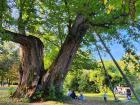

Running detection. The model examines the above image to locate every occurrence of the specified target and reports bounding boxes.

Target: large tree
[0,0,140,100]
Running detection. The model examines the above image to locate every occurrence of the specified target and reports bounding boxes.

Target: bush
[32,90,44,101]
[21,97,30,103]
[64,70,100,93]
[8,87,15,96]
[47,85,56,100]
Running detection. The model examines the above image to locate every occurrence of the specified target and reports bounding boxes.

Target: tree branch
[63,0,72,34]
[0,29,43,46]
[89,13,129,28]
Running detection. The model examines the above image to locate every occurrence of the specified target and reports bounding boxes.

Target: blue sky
[93,29,140,61]
[95,42,140,61]
[102,44,124,60]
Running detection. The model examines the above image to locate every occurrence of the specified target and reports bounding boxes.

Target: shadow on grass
[0,89,139,105]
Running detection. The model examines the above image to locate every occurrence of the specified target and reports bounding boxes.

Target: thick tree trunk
[0,76,4,87]
[12,36,44,98]
[42,36,82,96]
[1,30,44,98]
[42,14,88,96]
[7,78,10,87]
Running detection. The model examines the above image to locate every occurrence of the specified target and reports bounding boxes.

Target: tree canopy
[0,0,140,42]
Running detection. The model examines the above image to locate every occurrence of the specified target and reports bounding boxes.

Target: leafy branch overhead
[0,0,139,37]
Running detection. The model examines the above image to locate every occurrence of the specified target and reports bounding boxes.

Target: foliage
[0,42,19,86]
[47,84,57,100]
[32,90,44,101]
[71,49,98,71]
[0,0,140,48]
[65,69,96,92]
[78,70,100,93]
[64,49,99,92]
[20,97,30,103]
[46,85,64,101]
[122,49,140,72]
[43,36,60,69]
[122,49,140,85]
[64,58,136,93]
[8,87,15,96]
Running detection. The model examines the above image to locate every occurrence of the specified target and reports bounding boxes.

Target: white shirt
[104,93,107,98]
[67,90,72,96]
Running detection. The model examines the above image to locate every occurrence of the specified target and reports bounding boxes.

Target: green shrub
[32,90,44,101]
[8,87,15,96]
[46,85,64,101]
[21,97,30,103]
[47,85,56,100]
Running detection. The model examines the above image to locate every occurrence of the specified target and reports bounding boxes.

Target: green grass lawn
[0,87,139,105]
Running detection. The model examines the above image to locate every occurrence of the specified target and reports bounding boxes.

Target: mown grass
[0,87,139,105]
[0,87,9,96]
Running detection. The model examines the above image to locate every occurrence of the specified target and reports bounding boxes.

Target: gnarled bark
[1,30,44,98]
[13,37,44,98]
[42,14,88,96]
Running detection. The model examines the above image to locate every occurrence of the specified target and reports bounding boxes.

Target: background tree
[64,49,98,92]
[0,42,19,86]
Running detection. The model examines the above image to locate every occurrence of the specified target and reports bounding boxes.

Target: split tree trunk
[2,30,44,98]
[1,14,88,99]
[42,14,88,96]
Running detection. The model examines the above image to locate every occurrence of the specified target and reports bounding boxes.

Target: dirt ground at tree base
[0,99,139,105]
[29,100,139,105]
